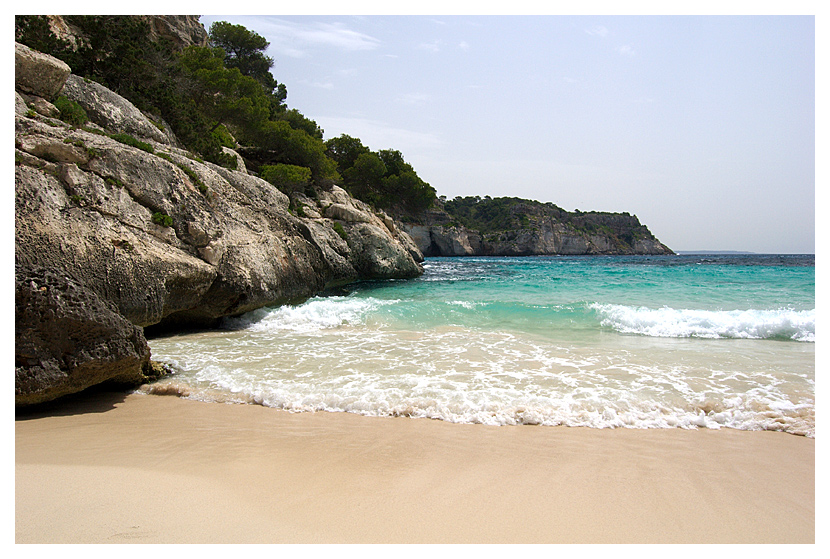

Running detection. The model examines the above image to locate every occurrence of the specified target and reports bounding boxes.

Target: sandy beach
[15,390,814,544]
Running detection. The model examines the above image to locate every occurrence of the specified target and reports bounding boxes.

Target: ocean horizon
[145,254,815,437]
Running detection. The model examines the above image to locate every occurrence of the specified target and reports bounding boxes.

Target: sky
[197,11,816,254]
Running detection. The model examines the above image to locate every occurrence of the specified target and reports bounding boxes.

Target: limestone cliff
[403,199,673,257]
[15,42,423,405]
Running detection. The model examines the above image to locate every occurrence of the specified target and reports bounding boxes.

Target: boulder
[15,42,70,100]
[15,91,29,116]
[20,93,60,118]
[341,222,424,279]
[324,202,374,223]
[60,74,171,145]
[15,266,152,406]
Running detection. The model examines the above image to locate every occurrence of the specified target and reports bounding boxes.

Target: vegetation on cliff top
[437,195,660,249]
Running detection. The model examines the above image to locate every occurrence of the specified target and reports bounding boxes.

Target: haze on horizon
[200,13,816,254]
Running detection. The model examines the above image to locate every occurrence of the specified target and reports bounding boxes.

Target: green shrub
[151,212,173,227]
[211,124,237,149]
[260,163,312,194]
[332,222,348,241]
[214,149,238,170]
[292,203,307,218]
[54,96,88,125]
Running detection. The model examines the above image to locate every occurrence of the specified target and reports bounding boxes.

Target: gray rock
[141,15,208,49]
[15,42,70,100]
[20,93,60,118]
[342,222,423,279]
[15,91,29,116]
[324,202,374,223]
[15,266,151,406]
[404,224,481,256]
[222,147,247,174]
[60,74,171,145]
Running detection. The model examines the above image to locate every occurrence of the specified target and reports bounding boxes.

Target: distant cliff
[401,197,673,257]
[15,41,422,405]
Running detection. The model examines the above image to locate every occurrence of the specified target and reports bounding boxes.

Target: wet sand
[15,391,814,544]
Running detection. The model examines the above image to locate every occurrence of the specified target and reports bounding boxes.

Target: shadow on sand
[15,388,132,420]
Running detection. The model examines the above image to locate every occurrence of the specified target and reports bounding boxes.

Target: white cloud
[458,41,470,50]
[618,45,635,56]
[585,25,609,37]
[255,18,381,58]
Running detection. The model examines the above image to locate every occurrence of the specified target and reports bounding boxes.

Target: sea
[144,254,816,437]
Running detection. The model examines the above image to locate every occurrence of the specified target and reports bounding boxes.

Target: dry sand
[15,390,814,544]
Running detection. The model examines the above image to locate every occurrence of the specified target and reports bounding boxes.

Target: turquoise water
[146,255,815,436]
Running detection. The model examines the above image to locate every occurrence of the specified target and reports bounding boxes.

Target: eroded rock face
[15,52,424,405]
[141,15,208,49]
[15,267,152,406]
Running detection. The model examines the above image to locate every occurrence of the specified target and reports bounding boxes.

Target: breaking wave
[591,304,814,342]
[221,296,397,333]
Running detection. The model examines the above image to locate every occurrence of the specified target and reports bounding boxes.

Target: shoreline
[15,390,815,544]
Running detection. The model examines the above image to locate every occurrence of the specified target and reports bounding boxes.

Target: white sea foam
[146,321,815,437]
[448,300,483,309]
[590,304,815,342]
[221,296,397,333]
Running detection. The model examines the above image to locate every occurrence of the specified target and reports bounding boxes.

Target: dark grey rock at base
[15,267,152,406]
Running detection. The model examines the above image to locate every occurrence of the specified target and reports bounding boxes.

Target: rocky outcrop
[14,42,70,100]
[404,204,673,257]
[140,15,208,49]
[44,15,208,52]
[15,42,423,405]
[61,74,173,146]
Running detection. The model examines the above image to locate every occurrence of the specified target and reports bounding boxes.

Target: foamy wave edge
[220,296,399,333]
[135,382,814,437]
[591,304,815,342]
